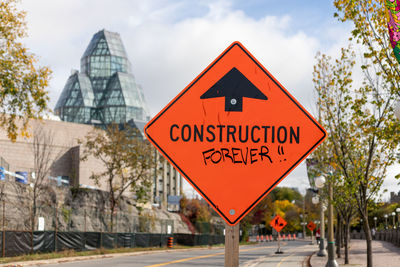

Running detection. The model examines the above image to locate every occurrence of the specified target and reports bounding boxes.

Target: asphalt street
[34,240,314,267]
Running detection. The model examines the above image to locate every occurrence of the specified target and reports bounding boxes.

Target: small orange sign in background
[145,42,326,225]
[307,221,316,231]
[270,215,287,233]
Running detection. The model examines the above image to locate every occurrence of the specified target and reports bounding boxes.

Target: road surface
[34,240,315,267]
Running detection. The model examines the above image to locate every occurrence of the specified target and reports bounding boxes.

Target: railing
[351,229,400,247]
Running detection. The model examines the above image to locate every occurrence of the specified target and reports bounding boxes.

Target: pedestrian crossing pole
[225,223,239,267]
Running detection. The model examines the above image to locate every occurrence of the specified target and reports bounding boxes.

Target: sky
[18,0,399,200]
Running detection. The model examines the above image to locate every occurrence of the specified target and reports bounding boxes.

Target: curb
[306,251,315,267]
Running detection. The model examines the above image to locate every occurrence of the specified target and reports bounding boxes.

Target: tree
[180,197,212,233]
[313,45,400,267]
[333,0,400,97]
[30,123,63,232]
[273,199,301,233]
[240,187,306,236]
[311,119,357,263]
[80,124,154,232]
[272,187,302,203]
[332,173,357,263]
[331,2,400,265]
[0,0,51,141]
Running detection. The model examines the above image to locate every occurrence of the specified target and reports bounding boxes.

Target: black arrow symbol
[200,67,268,112]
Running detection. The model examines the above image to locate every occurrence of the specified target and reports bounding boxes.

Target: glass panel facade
[55,29,150,127]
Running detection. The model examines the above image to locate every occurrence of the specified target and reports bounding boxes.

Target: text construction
[169,124,300,144]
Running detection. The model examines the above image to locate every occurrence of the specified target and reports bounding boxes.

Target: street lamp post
[326,174,338,267]
[301,222,307,238]
[300,214,306,239]
[311,196,319,245]
[392,212,396,229]
[301,197,307,239]
[373,217,377,230]
[384,214,388,230]
[315,175,327,257]
[360,218,363,231]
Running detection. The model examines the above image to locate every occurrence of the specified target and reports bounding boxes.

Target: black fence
[351,229,400,247]
[374,229,400,246]
[0,231,225,257]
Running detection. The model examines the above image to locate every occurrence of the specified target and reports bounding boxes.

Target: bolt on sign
[145,42,327,225]
[307,221,316,232]
[270,215,287,233]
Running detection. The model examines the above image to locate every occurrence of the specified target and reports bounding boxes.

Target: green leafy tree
[180,197,212,233]
[241,187,306,235]
[241,193,274,235]
[273,199,301,233]
[0,0,51,140]
[80,125,155,232]
[333,0,400,94]
[332,172,357,263]
[311,122,356,262]
[272,187,302,203]
[313,44,400,267]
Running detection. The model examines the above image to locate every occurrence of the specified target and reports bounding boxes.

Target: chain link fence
[0,200,225,257]
[2,201,175,234]
[195,222,224,235]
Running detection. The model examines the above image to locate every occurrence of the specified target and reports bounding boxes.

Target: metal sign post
[311,230,314,245]
[307,221,316,244]
[225,223,239,267]
[276,231,283,254]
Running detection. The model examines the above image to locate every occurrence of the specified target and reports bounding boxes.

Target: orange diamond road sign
[307,221,316,231]
[270,215,287,233]
[145,42,326,225]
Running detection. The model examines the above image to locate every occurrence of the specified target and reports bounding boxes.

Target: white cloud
[19,0,371,198]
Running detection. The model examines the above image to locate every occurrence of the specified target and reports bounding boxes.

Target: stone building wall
[0,118,184,208]
[0,118,103,190]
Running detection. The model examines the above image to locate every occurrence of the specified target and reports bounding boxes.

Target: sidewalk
[310,239,400,266]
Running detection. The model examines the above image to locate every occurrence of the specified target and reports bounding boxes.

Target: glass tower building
[55,30,150,130]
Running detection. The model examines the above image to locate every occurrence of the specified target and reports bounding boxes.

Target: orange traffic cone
[256,235,260,242]
[167,237,174,248]
[260,235,264,242]
[293,234,296,240]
